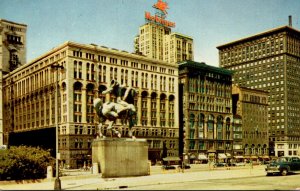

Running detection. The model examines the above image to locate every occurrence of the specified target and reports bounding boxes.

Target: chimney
[289,15,292,27]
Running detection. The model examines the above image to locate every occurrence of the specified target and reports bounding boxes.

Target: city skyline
[1,0,300,67]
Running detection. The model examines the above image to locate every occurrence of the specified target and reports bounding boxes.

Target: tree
[0,146,55,180]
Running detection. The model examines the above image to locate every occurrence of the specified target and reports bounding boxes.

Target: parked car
[162,165,176,170]
[178,164,191,169]
[232,162,246,167]
[265,156,300,176]
[213,162,227,167]
[261,160,270,165]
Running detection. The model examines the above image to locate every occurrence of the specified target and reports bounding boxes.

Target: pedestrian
[227,160,231,170]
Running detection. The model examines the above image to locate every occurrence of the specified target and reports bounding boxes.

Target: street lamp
[51,63,64,190]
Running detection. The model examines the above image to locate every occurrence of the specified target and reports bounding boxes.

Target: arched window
[87,63,90,80]
[73,82,83,123]
[151,93,157,126]
[160,94,166,127]
[189,114,195,139]
[141,91,148,126]
[257,144,261,155]
[217,116,223,139]
[263,144,267,155]
[207,114,214,139]
[86,84,95,124]
[78,62,82,79]
[251,144,255,155]
[226,117,231,139]
[198,113,204,139]
[244,144,249,155]
[169,95,175,127]
[98,85,107,102]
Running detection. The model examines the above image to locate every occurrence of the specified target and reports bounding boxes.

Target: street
[125,173,300,190]
[1,164,300,190]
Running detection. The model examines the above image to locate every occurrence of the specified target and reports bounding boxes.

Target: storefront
[233,155,244,163]
[197,153,208,164]
[218,153,227,163]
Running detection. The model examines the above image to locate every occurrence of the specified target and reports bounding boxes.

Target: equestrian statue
[93,80,137,139]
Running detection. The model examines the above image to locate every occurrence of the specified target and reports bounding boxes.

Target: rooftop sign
[145,0,176,28]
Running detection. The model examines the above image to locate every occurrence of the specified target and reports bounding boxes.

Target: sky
[1,0,300,67]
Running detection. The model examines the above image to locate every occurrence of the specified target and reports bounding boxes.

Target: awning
[250,156,258,159]
[190,154,196,159]
[198,154,208,160]
[226,153,231,158]
[218,153,227,159]
[163,157,181,161]
[259,156,269,159]
[234,156,244,159]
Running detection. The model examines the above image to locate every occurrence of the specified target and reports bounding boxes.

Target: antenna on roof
[289,15,292,27]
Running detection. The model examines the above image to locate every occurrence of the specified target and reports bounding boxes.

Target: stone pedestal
[92,138,149,178]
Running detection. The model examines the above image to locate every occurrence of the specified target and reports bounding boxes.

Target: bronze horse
[93,83,137,138]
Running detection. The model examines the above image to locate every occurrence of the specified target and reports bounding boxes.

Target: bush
[0,146,55,180]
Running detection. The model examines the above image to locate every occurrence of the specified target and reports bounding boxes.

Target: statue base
[92,138,149,178]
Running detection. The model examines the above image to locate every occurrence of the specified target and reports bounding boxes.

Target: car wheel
[266,173,272,176]
[281,169,288,176]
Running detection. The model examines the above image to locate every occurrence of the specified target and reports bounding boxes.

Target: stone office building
[178,61,233,163]
[232,85,269,162]
[2,41,179,168]
[217,20,300,156]
[217,21,300,157]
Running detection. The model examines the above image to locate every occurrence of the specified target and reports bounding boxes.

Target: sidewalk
[0,165,265,190]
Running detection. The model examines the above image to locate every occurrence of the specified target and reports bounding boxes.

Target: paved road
[1,165,299,190]
[125,172,300,190]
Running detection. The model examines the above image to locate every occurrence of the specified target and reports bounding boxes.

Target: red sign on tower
[145,0,176,28]
[152,0,169,15]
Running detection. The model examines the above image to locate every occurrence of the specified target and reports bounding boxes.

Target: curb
[0,173,101,185]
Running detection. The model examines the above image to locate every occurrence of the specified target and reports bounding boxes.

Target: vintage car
[161,165,176,170]
[213,162,228,167]
[265,156,300,176]
[177,164,191,169]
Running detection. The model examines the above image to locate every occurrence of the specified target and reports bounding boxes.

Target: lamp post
[51,63,64,190]
[0,68,3,147]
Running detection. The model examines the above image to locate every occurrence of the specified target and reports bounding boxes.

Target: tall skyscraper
[217,18,300,157]
[134,0,194,63]
[0,19,27,146]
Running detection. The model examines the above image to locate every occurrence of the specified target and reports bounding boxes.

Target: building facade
[217,25,300,157]
[2,41,179,168]
[232,85,269,162]
[232,115,243,162]
[134,23,194,63]
[178,61,233,163]
[164,32,194,63]
[0,19,27,146]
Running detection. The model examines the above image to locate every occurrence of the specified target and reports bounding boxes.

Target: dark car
[162,165,176,170]
[178,164,191,169]
[265,156,300,176]
[213,162,228,167]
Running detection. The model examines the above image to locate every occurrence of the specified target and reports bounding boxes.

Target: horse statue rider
[93,80,137,138]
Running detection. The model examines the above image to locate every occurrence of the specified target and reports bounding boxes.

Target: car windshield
[276,157,290,162]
